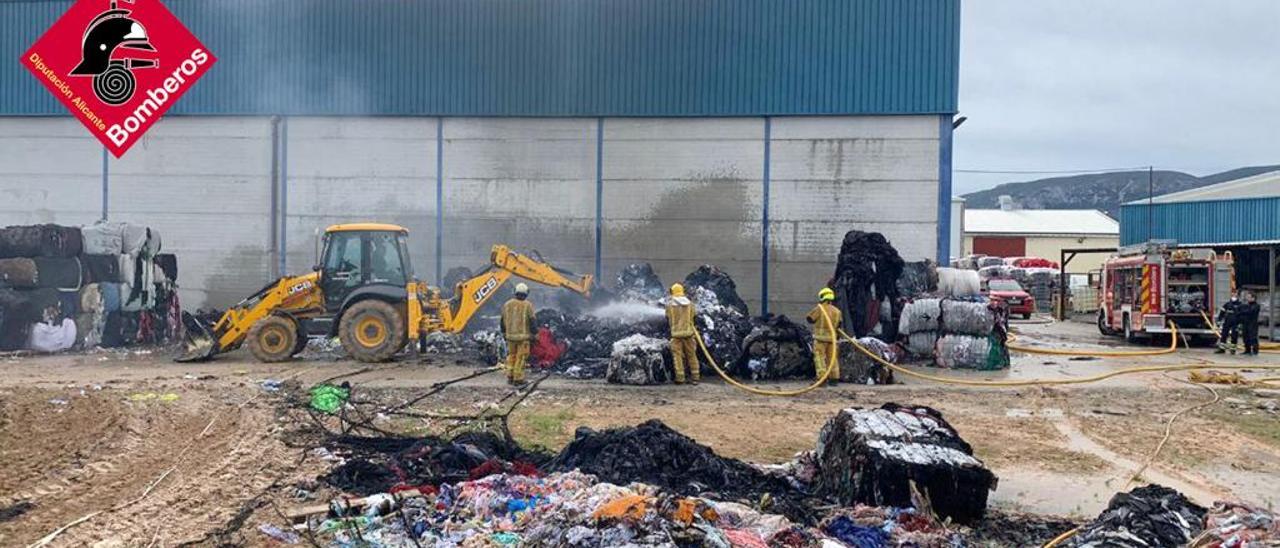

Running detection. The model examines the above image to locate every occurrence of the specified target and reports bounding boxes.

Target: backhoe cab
[177,223,592,363]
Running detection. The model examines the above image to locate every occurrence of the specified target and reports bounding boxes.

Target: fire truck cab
[1099,241,1234,341]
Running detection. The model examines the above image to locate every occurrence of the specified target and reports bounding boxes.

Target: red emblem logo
[21,0,216,157]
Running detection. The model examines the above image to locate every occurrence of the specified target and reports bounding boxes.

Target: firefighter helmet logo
[21,0,215,157]
[70,0,159,105]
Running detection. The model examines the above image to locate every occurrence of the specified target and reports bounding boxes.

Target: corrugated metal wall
[2,0,960,116]
[1120,198,1280,245]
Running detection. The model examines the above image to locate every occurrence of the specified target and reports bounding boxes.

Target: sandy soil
[1,318,1278,546]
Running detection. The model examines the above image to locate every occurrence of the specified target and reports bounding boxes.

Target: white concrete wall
[283,117,437,277]
[768,116,940,316]
[0,115,942,316]
[602,118,765,312]
[441,118,597,278]
[0,118,102,226]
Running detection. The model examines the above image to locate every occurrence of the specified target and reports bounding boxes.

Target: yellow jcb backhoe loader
[177,223,593,363]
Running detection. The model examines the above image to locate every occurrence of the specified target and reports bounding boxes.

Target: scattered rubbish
[309,383,351,414]
[260,379,283,392]
[1254,389,1280,399]
[1197,500,1280,546]
[821,505,962,546]
[813,404,996,524]
[0,501,34,523]
[1066,484,1206,547]
[419,331,463,354]
[48,398,68,406]
[1068,356,1099,361]
[257,523,300,544]
[605,334,670,385]
[838,338,897,384]
[127,392,179,402]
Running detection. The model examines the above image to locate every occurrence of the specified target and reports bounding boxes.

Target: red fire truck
[1098,242,1234,341]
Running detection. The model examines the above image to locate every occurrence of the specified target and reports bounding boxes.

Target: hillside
[961,165,1280,217]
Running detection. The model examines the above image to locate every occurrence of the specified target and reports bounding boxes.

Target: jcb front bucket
[175,311,220,362]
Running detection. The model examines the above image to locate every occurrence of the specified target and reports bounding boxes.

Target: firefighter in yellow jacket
[806,287,842,385]
[666,283,699,384]
[500,283,537,385]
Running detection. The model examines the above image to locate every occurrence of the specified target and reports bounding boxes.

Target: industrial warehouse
[1,1,1278,547]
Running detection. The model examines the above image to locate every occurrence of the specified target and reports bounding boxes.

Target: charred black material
[831,231,904,339]
[535,308,667,378]
[321,431,549,496]
[547,419,810,521]
[734,314,812,379]
[897,259,939,299]
[684,265,748,315]
[615,263,665,302]
[1067,485,1206,547]
[82,255,123,284]
[0,289,35,350]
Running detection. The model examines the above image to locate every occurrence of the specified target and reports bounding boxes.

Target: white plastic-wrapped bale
[977,265,1008,281]
[606,334,670,385]
[940,300,994,336]
[978,256,1004,268]
[937,268,981,298]
[935,334,994,369]
[898,299,942,335]
[813,404,997,524]
[906,331,940,357]
[838,337,897,384]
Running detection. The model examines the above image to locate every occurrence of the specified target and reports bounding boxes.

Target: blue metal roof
[3,0,960,116]
[1120,197,1280,246]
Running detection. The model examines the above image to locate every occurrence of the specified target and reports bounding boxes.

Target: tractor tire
[290,321,309,357]
[339,300,406,363]
[247,315,299,363]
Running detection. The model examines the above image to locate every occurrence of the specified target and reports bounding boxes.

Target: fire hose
[693,303,840,397]
[1198,310,1280,352]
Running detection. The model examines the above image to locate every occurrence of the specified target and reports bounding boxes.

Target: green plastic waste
[490,532,520,545]
[310,383,350,414]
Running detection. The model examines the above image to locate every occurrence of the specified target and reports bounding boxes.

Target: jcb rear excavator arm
[435,245,592,333]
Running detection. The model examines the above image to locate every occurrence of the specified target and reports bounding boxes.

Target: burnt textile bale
[839,338,897,384]
[734,314,812,379]
[683,264,748,315]
[831,231,904,339]
[605,334,671,385]
[814,404,997,524]
[154,253,178,282]
[0,224,82,258]
[615,263,665,302]
[33,257,82,290]
[0,258,38,288]
[897,260,939,298]
[1066,485,1206,547]
[0,290,36,350]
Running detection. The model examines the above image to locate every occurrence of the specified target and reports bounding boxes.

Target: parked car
[986,278,1035,319]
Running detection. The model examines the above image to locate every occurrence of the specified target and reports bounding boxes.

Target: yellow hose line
[840,329,1280,388]
[693,305,839,397]
[1042,526,1080,548]
[1007,323,1180,357]
[1198,310,1280,351]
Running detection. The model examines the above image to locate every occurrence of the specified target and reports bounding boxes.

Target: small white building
[963,205,1118,273]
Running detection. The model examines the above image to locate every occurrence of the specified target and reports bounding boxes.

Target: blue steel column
[936,115,954,263]
[279,117,289,274]
[435,117,444,284]
[594,117,604,281]
[761,117,772,315]
[100,147,109,220]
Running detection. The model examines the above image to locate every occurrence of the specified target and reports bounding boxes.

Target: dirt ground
[1,318,1278,546]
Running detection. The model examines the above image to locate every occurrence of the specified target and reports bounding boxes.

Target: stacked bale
[898,298,1009,370]
[1023,267,1058,313]
[0,222,179,352]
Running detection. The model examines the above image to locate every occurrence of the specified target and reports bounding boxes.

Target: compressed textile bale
[33,257,82,290]
[100,282,122,312]
[605,334,671,385]
[897,260,939,298]
[814,404,996,524]
[0,224,82,258]
[906,331,939,357]
[734,314,812,380]
[940,300,994,336]
[121,223,149,256]
[80,284,103,313]
[154,254,177,282]
[936,268,981,298]
[81,222,126,255]
[898,299,942,335]
[935,335,995,369]
[978,256,1004,268]
[81,254,123,283]
[0,258,38,288]
[101,311,140,348]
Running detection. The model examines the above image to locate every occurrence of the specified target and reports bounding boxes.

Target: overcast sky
[954,1,1280,195]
